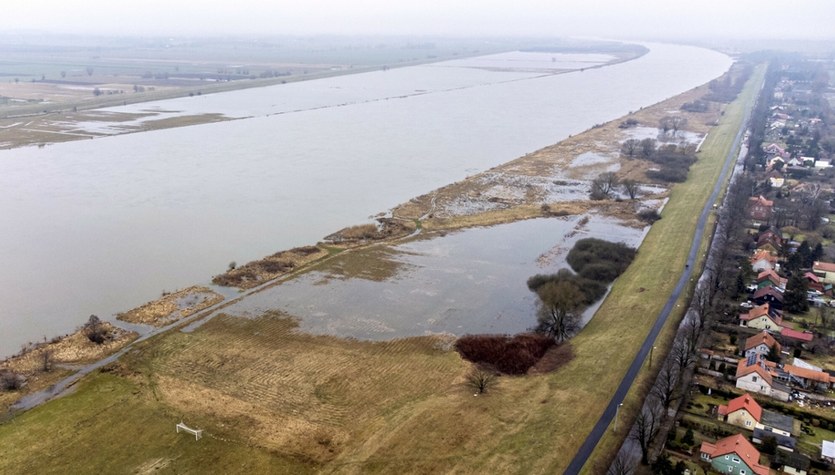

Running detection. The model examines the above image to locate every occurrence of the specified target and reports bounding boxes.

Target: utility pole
[613,403,623,432]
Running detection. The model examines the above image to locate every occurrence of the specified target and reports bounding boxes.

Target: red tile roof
[751,250,778,263]
[780,327,814,342]
[753,286,784,303]
[783,364,832,384]
[740,304,782,325]
[757,269,786,286]
[813,261,835,274]
[744,331,781,354]
[718,393,763,422]
[736,358,773,387]
[803,272,821,283]
[700,434,769,475]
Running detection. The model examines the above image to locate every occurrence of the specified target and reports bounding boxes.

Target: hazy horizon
[4,0,834,41]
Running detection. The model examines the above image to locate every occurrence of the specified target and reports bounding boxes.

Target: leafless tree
[607,451,636,475]
[650,361,681,410]
[467,367,496,395]
[621,139,640,159]
[536,280,583,342]
[590,172,620,200]
[83,314,109,345]
[631,397,663,465]
[40,349,53,372]
[639,138,656,160]
[672,330,697,373]
[621,179,639,200]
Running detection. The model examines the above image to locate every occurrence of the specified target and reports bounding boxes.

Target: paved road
[564,96,755,474]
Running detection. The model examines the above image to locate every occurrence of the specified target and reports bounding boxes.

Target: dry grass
[117,286,224,327]
[213,245,329,289]
[0,322,136,412]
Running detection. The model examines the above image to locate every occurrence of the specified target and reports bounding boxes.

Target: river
[0,42,731,357]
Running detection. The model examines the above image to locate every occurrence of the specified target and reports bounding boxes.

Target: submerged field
[0,61,761,473]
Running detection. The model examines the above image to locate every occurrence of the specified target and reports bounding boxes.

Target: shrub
[83,314,109,345]
[566,238,636,280]
[0,370,23,391]
[638,209,661,223]
[578,263,621,282]
[455,333,555,375]
[341,224,378,240]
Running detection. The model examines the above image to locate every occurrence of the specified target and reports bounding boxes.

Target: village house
[751,286,784,310]
[781,364,833,391]
[740,303,783,331]
[779,327,814,346]
[756,230,783,255]
[812,261,835,285]
[743,331,780,361]
[747,196,774,222]
[774,451,811,475]
[699,434,770,475]
[718,394,761,429]
[750,250,778,273]
[756,269,786,290]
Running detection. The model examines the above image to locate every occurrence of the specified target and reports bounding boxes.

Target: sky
[3,0,834,40]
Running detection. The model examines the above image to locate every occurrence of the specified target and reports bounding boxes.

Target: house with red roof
[739,303,783,332]
[744,331,781,361]
[751,250,779,273]
[802,272,823,293]
[812,261,835,285]
[757,269,787,290]
[718,394,762,430]
[700,434,770,475]
[780,328,814,345]
[782,364,833,391]
[748,196,774,222]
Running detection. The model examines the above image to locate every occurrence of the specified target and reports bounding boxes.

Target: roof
[780,327,814,342]
[744,331,781,354]
[756,269,786,286]
[740,303,781,324]
[813,261,835,274]
[718,393,762,422]
[749,195,774,207]
[803,271,820,283]
[753,286,784,303]
[823,440,835,458]
[700,434,769,475]
[753,427,797,450]
[760,410,795,434]
[736,358,773,386]
[751,250,778,263]
[783,364,832,384]
[774,451,811,470]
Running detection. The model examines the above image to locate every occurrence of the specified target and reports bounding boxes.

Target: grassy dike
[0,67,764,474]
[577,63,765,473]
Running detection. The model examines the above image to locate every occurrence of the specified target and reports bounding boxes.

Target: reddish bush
[455,333,555,375]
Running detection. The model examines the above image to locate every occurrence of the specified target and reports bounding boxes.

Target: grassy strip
[576,63,766,473]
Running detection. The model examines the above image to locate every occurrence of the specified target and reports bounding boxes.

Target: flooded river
[0,43,730,356]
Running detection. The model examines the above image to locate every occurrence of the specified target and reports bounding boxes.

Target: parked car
[740,301,754,309]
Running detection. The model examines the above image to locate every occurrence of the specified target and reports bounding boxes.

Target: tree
[631,398,662,465]
[83,314,109,344]
[40,349,53,372]
[590,172,619,200]
[760,435,777,455]
[672,330,697,373]
[621,179,639,199]
[639,138,657,159]
[466,367,496,394]
[682,427,695,447]
[607,451,635,475]
[783,273,809,314]
[535,280,583,342]
[228,261,237,271]
[621,139,640,159]
[650,361,681,410]
[0,370,22,391]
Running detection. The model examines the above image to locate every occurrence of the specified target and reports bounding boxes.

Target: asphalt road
[564,97,754,474]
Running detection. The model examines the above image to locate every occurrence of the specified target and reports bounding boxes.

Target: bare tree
[620,139,640,159]
[40,348,54,372]
[671,330,697,373]
[621,179,639,200]
[467,367,496,394]
[631,397,663,465]
[83,314,109,345]
[0,370,23,391]
[590,172,620,200]
[650,361,681,410]
[639,138,656,160]
[607,451,636,475]
[535,280,583,342]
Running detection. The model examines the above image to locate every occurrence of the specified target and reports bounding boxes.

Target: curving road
[564,84,757,474]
